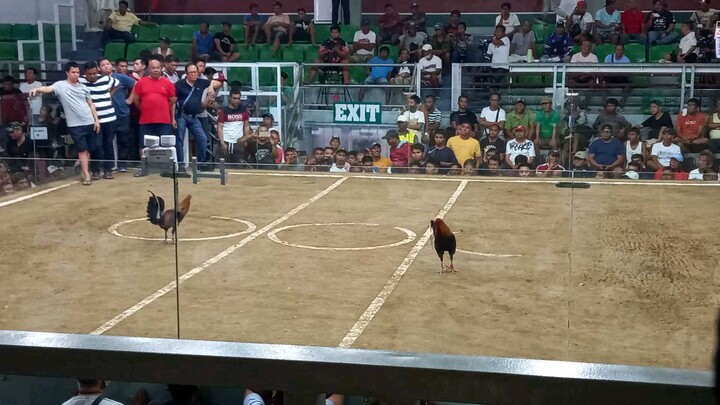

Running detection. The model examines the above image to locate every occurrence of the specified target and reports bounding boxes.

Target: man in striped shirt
[81,61,118,180]
[422,95,442,142]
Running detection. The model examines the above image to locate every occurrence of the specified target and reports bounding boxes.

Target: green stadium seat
[384,44,399,58]
[0,42,17,59]
[595,44,615,61]
[649,44,675,62]
[104,42,126,61]
[172,43,192,61]
[258,44,281,61]
[315,25,332,41]
[126,42,154,59]
[0,24,11,41]
[226,67,251,85]
[160,25,193,43]
[340,25,358,43]
[42,24,73,41]
[132,25,159,42]
[623,43,646,62]
[259,67,283,86]
[12,24,37,40]
[282,45,306,62]
[532,23,547,43]
[304,46,320,62]
[350,66,367,83]
[20,42,57,61]
[239,46,259,62]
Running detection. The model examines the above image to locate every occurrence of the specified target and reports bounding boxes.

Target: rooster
[146,191,192,242]
[431,218,456,274]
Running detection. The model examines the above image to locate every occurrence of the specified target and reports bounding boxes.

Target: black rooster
[146,191,192,242]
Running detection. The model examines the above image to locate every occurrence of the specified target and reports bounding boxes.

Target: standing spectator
[479,93,506,137]
[417,44,442,87]
[429,24,452,69]
[80,61,118,180]
[675,98,708,152]
[587,124,625,171]
[688,150,715,179]
[646,0,679,45]
[292,8,317,46]
[535,96,562,151]
[663,21,699,63]
[481,124,507,162]
[30,62,101,186]
[509,21,537,62]
[568,1,595,44]
[153,37,173,57]
[378,3,404,45]
[691,0,719,37]
[332,0,350,25]
[401,95,425,133]
[175,63,211,171]
[0,76,29,135]
[488,25,511,75]
[396,115,419,143]
[5,123,32,173]
[505,125,536,168]
[162,55,180,83]
[100,0,157,51]
[620,0,646,44]
[128,55,177,161]
[448,123,481,167]
[505,98,534,141]
[384,130,411,169]
[398,22,428,60]
[265,3,292,56]
[536,149,565,176]
[648,128,681,170]
[244,5,265,46]
[422,95,442,140]
[427,130,458,173]
[358,46,393,102]
[445,10,462,35]
[62,379,121,405]
[636,100,673,141]
[495,3,521,37]
[592,98,631,139]
[594,0,621,44]
[351,20,377,63]
[624,127,647,166]
[192,22,215,60]
[403,3,427,32]
[705,99,720,152]
[213,22,241,62]
[100,58,135,172]
[451,22,475,62]
[541,21,573,62]
[307,25,350,84]
[20,68,42,118]
[450,95,479,133]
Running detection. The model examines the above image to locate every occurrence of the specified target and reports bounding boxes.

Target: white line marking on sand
[338,180,469,349]
[267,223,416,251]
[108,216,257,242]
[455,248,522,258]
[91,177,349,335]
[0,181,75,208]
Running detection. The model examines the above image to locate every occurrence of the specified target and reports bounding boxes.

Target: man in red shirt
[620,0,646,44]
[384,129,411,170]
[129,55,177,154]
[675,97,708,152]
[378,3,403,44]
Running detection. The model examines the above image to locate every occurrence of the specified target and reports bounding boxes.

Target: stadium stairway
[67,31,103,62]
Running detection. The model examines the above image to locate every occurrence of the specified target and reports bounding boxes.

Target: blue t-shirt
[588,137,623,165]
[545,32,572,57]
[427,146,458,173]
[604,53,630,63]
[193,31,216,55]
[175,79,210,116]
[369,56,394,79]
[111,73,136,117]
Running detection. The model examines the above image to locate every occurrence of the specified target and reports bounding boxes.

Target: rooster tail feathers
[178,194,192,216]
[146,190,165,225]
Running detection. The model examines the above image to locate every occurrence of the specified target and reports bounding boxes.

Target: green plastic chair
[20,43,57,61]
[315,25,332,42]
[0,42,17,59]
[132,25,159,42]
[12,24,37,40]
[340,25,358,43]
[595,44,615,62]
[0,25,12,41]
[171,43,192,62]
[282,45,306,62]
[126,42,153,59]
[624,43,646,62]
[160,25,192,43]
[226,67,251,85]
[104,42,127,61]
[42,24,72,42]
[532,23,547,43]
[648,44,675,62]
[350,66,367,83]
[239,46,259,62]
[258,44,281,61]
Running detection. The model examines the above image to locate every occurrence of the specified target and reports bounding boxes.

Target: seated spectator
[282,147,305,171]
[447,123,481,167]
[505,125,536,168]
[407,161,423,174]
[535,96,562,151]
[571,150,594,177]
[445,10,462,36]
[479,155,502,176]
[647,0,679,45]
[536,149,566,176]
[378,3,404,45]
[245,127,279,169]
[594,0,621,44]
[154,37,173,57]
[488,25,511,77]
[587,124,624,171]
[269,128,285,164]
[307,25,350,84]
[567,0,595,44]
[358,46,394,102]
[593,98,630,139]
[192,22,215,60]
[628,153,654,178]
[369,142,392,172]
[448,163,463,175]
[330,148,351,172]
[517,163,533,177]
[213,22,241,62]
[496,3,521,37]
[479,93,507,137]
[648,127,681,170]
[11,172,30,190]
[265,2,292,56]
[427,130,458,173]
[706,99,720,151]
[421,95,442,139]
[399,22,428,60]
[6,123,31,173]
[429,24,452,69]
[691,0,719,37]
[450,95,480,133]
[601,44,632,105]
[324,146,335,160]
[624,127,647,167]
[509,21,537,62]
[384,130,411,169]
[654,153,688,179]
[541,21,573,62]
[462,159,478,175]
[688,149,715,179]
[401,95,425,133]
[570,39,599,63]
[389,48,413,102]
[505,98,534,141]
[676,98,708,152]
[620,0,646,44]
[663,21,699,63]
[351,20,377,63]
[244,4,266,46]
[292,8,316,46]
[0,161,10,184]
[604,43,630,63]
[417,44,443,87]
[396,114,419,143]
[0,76,29,132]
[451,22,475,63]
[481,124,507,162]
[62,379,121,405]
[425,158,440,174]
[623,161,642,179]
[636,100,674,141]
[101,0,157,50]
[410,143,425,165]
[403,2,427,32]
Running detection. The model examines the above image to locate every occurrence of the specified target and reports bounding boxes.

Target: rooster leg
[438,256,445,274]
[450,255,456,274]
[163,229,168,242]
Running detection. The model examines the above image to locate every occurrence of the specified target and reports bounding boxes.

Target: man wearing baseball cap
[351,19,377,63]
[568,0,594,44]
[505,98,535,140]
[417,44,442,87]
[398,22,428,60]
[428,23,452,68]
[403,3,427,32]
[368,141,392,173]
[384,129,412,169]
[505,125,536,169]
[396,114,419,144]
[691,0,718,37]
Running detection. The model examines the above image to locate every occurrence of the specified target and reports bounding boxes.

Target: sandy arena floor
[0,172,718,370]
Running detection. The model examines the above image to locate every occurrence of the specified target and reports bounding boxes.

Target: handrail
[0,331,713,405]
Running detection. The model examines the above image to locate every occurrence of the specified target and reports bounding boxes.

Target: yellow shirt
[373,157,392,173]
[109,10,140,32]
[447,136,481,165]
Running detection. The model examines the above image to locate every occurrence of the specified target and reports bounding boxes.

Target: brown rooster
[431,218,456,274]
[147,191,192,242]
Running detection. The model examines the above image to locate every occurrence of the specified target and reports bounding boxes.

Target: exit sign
[333,102,382,124]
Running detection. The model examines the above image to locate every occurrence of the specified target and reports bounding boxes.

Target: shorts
[364,76,389,85]
[271,29,289,43]
[68,124,96,153]
[390,75,412,85]
[350,54,373,63]
[595,29,616,40]
[292,29,310,42]
[537,137,562,149]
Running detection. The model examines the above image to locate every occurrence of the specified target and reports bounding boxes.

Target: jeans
[115,115,130,169]
[620,33,647,44]
[92,120,117,173]
[101,28,135,49]
[331,0,350,25]
[176,113,208,167]
[648,30,679,45]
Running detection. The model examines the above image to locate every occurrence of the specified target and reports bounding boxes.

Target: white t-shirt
[495,13,521,35]
[689,168,703,180]
[570,52,599,63]
[651,141,681,166]
[479,106,506,136]
[402,110,425,128]
[488,36,511,69]
[506,139,536,163]
[62,394,123,405]
[679,31,698,56]
[353,30,377,55]
[417,55,443,72]
[20,81,43,115]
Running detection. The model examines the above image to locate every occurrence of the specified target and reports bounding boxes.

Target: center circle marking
[267,222,417,251]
